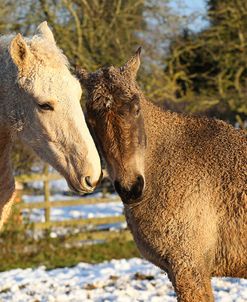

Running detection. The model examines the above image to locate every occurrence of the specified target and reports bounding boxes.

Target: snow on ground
[0,258,246,302]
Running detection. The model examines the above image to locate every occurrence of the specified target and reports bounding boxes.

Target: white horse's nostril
[80,176,95,192]
[85,176,93,188]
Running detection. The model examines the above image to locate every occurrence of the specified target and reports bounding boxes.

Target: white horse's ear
[36,21,56,44]
[120,47,142,79]
[10,34,30,69]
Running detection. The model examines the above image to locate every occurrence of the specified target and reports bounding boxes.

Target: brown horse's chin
[114,175,145,204]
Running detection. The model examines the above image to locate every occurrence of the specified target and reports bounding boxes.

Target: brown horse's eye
[38,103,54,111]
[134,105,141,117]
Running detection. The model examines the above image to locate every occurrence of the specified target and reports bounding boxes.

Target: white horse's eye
[38,103,54,111]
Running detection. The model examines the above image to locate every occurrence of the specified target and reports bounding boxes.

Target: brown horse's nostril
[85,176,93,188]
[114,175,144,204]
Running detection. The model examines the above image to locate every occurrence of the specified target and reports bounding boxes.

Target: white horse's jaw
[84,131,102,185]
[75,108,102,187]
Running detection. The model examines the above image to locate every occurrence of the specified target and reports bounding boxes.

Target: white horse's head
[8,22,102,193]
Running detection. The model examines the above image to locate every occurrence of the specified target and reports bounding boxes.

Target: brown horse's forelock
[86,67,146,172]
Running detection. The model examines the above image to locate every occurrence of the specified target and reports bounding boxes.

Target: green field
[0,225,140,272]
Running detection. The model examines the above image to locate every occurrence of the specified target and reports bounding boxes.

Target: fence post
[43,164,50,223]
[102,182,107,198]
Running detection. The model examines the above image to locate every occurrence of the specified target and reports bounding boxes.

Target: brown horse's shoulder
[144,102,246,169]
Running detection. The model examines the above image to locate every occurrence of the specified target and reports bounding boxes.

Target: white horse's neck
[0,119,16,230]
[0,35,14,77]
[0,38,16,228]
[0,36,22,131]
[0,37,11,117]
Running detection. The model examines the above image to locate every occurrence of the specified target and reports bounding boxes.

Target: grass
[0,225,140,272]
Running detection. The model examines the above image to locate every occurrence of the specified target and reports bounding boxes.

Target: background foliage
[164,0,247,125]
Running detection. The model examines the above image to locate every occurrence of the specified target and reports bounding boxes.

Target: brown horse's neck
[0,128,15,229]
[140,97,189,196]
[141,98,172,168]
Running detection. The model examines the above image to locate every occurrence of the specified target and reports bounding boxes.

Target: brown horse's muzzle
[114,175,144,204]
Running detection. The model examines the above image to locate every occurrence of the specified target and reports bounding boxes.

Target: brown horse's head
[78,48,146,203]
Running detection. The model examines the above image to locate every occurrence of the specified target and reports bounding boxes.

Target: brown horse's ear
[120,46,142,79]
[36,21,56,45]
[10,34,30,70]
[76,66,89,86]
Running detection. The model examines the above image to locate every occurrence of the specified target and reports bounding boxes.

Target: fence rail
[17,197,119,210]
[14,165,128,241]
[16,172,62,183]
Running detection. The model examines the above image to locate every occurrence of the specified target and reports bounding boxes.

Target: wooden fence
[14,165,131,241]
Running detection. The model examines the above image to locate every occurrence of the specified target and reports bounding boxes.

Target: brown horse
[77,49,247,302]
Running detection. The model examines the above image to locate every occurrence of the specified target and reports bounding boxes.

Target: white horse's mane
[0,33,69,69]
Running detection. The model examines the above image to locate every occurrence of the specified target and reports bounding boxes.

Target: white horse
[0,22,101,229]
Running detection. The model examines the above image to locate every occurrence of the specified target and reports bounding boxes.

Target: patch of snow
[0,258,246,302]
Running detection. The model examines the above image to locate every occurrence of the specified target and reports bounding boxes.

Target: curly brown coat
[78,49,247,302]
